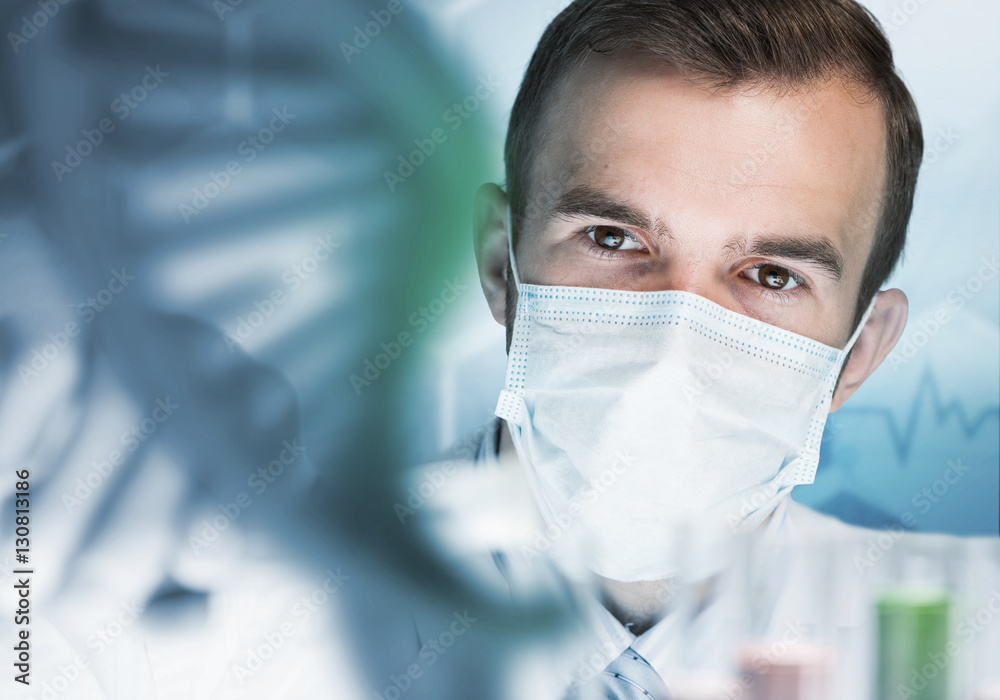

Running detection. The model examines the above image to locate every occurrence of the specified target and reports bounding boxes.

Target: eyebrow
[549,185,673,241]
[727,235,845,281]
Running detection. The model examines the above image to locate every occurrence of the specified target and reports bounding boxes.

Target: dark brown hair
[505,0,923,332]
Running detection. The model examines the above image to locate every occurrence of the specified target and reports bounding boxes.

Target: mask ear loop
[843,290,880,354]
[506,205,522,289]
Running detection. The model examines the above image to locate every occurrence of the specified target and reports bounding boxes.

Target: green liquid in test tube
[877,587,951,700]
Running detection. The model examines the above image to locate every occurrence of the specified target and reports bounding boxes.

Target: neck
[596,576,676,635]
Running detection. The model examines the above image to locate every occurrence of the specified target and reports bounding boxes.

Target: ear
[473,183,510,326]
[830,288,908,412]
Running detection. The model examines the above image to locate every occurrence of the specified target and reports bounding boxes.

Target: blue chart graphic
[795,309,1000,536]
[836,370,998,466]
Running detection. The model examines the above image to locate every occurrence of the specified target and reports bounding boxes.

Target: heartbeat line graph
[827,368,1000,466]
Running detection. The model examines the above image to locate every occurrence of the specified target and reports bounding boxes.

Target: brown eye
[753,263,799,290]
[760,264,789,289]
[593,226,624,249]
[586,225,640,251]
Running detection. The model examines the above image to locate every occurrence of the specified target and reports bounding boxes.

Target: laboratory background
[0,0,996,699]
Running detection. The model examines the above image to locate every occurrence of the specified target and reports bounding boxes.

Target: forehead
[531,53,886,269]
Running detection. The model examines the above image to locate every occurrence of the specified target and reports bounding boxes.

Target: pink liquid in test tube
[736,641,837,700]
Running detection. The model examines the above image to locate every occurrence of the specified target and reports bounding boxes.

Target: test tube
[960,537,1000,698]
[736,642,836,700]
[727,532,843,700]
[874,533,959,700]
[876,587,951,699]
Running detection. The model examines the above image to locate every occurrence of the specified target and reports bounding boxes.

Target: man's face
[515,53,887,349]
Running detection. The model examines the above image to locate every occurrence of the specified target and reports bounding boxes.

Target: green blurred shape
[877,587,952,700]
